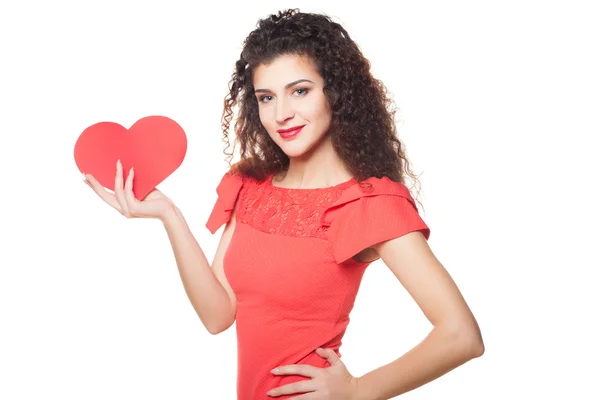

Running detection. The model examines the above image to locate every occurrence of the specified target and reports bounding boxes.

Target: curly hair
[221,8,424,208]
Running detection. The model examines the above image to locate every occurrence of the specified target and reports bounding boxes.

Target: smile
[277,125,305,139]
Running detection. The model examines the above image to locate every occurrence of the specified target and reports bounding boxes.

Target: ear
[323,86,338,107]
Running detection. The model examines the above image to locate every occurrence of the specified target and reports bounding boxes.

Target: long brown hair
[221,8,423,208]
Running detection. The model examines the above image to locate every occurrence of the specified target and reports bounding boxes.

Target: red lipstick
[277,125,305,139]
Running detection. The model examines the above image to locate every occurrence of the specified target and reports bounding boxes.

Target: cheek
[309,102,331,126]
[258,107,271,127]
[296,101,323,121]
[310,96,330,118]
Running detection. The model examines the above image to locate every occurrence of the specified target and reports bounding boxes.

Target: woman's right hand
[83,159,175,222]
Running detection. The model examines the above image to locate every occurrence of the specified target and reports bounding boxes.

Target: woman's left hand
[267,347,360,399]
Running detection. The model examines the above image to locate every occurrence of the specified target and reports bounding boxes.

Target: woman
[83,9,484,399]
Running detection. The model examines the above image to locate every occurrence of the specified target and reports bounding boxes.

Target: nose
[275,97,294,124]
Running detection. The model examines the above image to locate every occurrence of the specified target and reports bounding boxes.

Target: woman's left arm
[355,231,484,400]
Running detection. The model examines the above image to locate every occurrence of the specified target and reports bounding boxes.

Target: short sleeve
[205,169,244,234]
[321,176,430,264]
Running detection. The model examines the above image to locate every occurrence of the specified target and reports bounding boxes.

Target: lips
[277,125,305,138]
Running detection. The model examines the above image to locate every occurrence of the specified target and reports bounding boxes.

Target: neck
[276,135,353,189]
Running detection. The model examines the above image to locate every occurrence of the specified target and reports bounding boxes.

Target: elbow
[207,324,226,335]
[460,324,485,360]
[467,332,485,358]
[207,325,222,335]
[202,303,236,335]
[206,317,235,335]
[443,320,485,360]
[206,322,224,335]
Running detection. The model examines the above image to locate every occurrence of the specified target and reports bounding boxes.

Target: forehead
[253,54,322,87]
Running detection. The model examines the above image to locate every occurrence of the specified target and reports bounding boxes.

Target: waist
[236,343,342,400]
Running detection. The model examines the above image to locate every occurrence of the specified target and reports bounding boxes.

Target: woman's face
[253,54,332,159]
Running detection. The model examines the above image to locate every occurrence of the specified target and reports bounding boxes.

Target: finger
[271,364,319,378]
[82,174,92,187]
[316,347,342,366]
[114,159,129,217]
[267,379,315,397]
[124,167,138,212]
[84,174,122,211]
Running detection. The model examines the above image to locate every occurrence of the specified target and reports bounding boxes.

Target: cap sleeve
[321,176,430,264]
[205,169,244,234]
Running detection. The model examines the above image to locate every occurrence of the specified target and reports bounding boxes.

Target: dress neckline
[267,172,356,191]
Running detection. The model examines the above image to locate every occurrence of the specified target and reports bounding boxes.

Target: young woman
[83,9,484,400]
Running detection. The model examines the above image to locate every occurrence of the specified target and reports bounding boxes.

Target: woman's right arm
[83,160,237,335]
[161,203,238,335]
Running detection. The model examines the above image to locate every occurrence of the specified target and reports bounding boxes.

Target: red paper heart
[74,116,187,200]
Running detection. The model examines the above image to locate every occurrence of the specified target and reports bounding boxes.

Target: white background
[1,0,598,398]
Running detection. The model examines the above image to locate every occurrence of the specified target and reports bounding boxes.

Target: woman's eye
[258,89,307,103]
[294,88,308,96]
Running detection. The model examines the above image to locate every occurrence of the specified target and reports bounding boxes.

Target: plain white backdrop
[1,0,598,398]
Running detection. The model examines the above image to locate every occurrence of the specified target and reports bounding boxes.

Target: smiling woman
[86,7,484,400]
[206,8,483,400]
[252,56,333,156]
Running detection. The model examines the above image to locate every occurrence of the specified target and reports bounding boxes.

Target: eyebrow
[254,79,315,93]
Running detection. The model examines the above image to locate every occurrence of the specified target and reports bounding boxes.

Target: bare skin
[83,159,173,221]
[83,158,237,335]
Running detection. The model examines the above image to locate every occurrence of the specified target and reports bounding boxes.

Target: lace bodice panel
[235,174,357,239]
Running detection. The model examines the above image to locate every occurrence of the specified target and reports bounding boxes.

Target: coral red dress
[206,169,430,400]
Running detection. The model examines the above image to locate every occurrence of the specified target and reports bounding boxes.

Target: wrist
[354,376,372,400]
[160,201,180,225]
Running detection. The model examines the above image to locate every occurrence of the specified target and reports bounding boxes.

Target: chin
[278,139,319,158]
[280,147,310,159]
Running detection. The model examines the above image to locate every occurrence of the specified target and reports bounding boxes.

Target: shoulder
[205,166,248,234]
[322,176,430,264]
[322,175,418,224]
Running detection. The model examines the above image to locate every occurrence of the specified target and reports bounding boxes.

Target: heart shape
[74,116,187,200]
